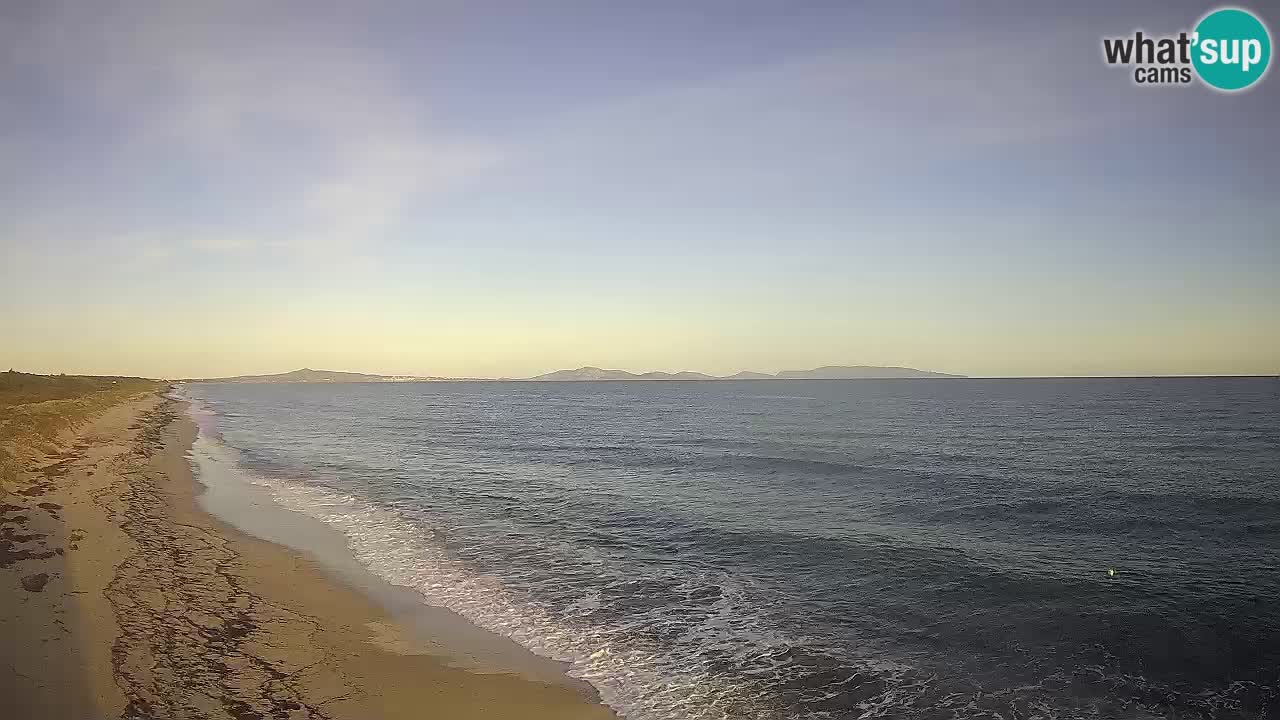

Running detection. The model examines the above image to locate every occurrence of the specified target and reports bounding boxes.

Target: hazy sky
[2,0,1277,378]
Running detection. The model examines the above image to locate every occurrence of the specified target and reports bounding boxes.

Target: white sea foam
[223,464,775,719]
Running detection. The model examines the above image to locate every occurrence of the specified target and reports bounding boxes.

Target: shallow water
[179,378,1280,719]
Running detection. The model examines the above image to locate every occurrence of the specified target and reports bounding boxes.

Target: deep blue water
[181,378,1280,719]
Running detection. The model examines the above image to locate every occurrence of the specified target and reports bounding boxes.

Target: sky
[1,0,1277,378]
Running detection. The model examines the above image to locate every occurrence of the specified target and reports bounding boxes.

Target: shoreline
[1,389,615,718]
[183,390,611,698]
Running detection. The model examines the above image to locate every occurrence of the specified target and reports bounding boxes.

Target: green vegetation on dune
[0,371,162,487]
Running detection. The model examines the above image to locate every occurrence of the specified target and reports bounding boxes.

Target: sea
[176,378,1280,720]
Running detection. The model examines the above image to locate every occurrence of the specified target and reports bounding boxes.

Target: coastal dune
[0,380,614,719]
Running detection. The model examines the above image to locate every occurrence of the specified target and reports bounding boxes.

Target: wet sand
[1,389,615,719]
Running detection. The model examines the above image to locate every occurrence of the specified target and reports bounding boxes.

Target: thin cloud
[515,21,1193,177]
[2,0,504,264]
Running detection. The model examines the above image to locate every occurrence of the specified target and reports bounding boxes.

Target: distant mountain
[774,365,964,379]
[528,367,642,381]
[186,368,445,383]
[185,365,964,384]
[526,365,963,381]
[530,367,723,382]
[639,370,718,380]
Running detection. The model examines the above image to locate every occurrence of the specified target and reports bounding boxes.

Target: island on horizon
[181,365,967,383]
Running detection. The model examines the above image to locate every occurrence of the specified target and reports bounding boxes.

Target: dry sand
[1,389,616,719]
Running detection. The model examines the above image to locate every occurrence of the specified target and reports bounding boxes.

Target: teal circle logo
[1192,7,1271,91]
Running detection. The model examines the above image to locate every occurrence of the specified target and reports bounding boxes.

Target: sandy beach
[1,385,615,719]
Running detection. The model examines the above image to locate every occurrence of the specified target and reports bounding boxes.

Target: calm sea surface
[180,378,1280,719]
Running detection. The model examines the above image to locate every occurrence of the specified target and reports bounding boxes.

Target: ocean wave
[221,468,784,717]
[185,425,955,719]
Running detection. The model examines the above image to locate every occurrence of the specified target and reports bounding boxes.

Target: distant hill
[183,365,964,384]
[774,365,964,379]
[527,367,642,382]
[526,365,963,381]
[639,371,718,380]
[185,368,444,384]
